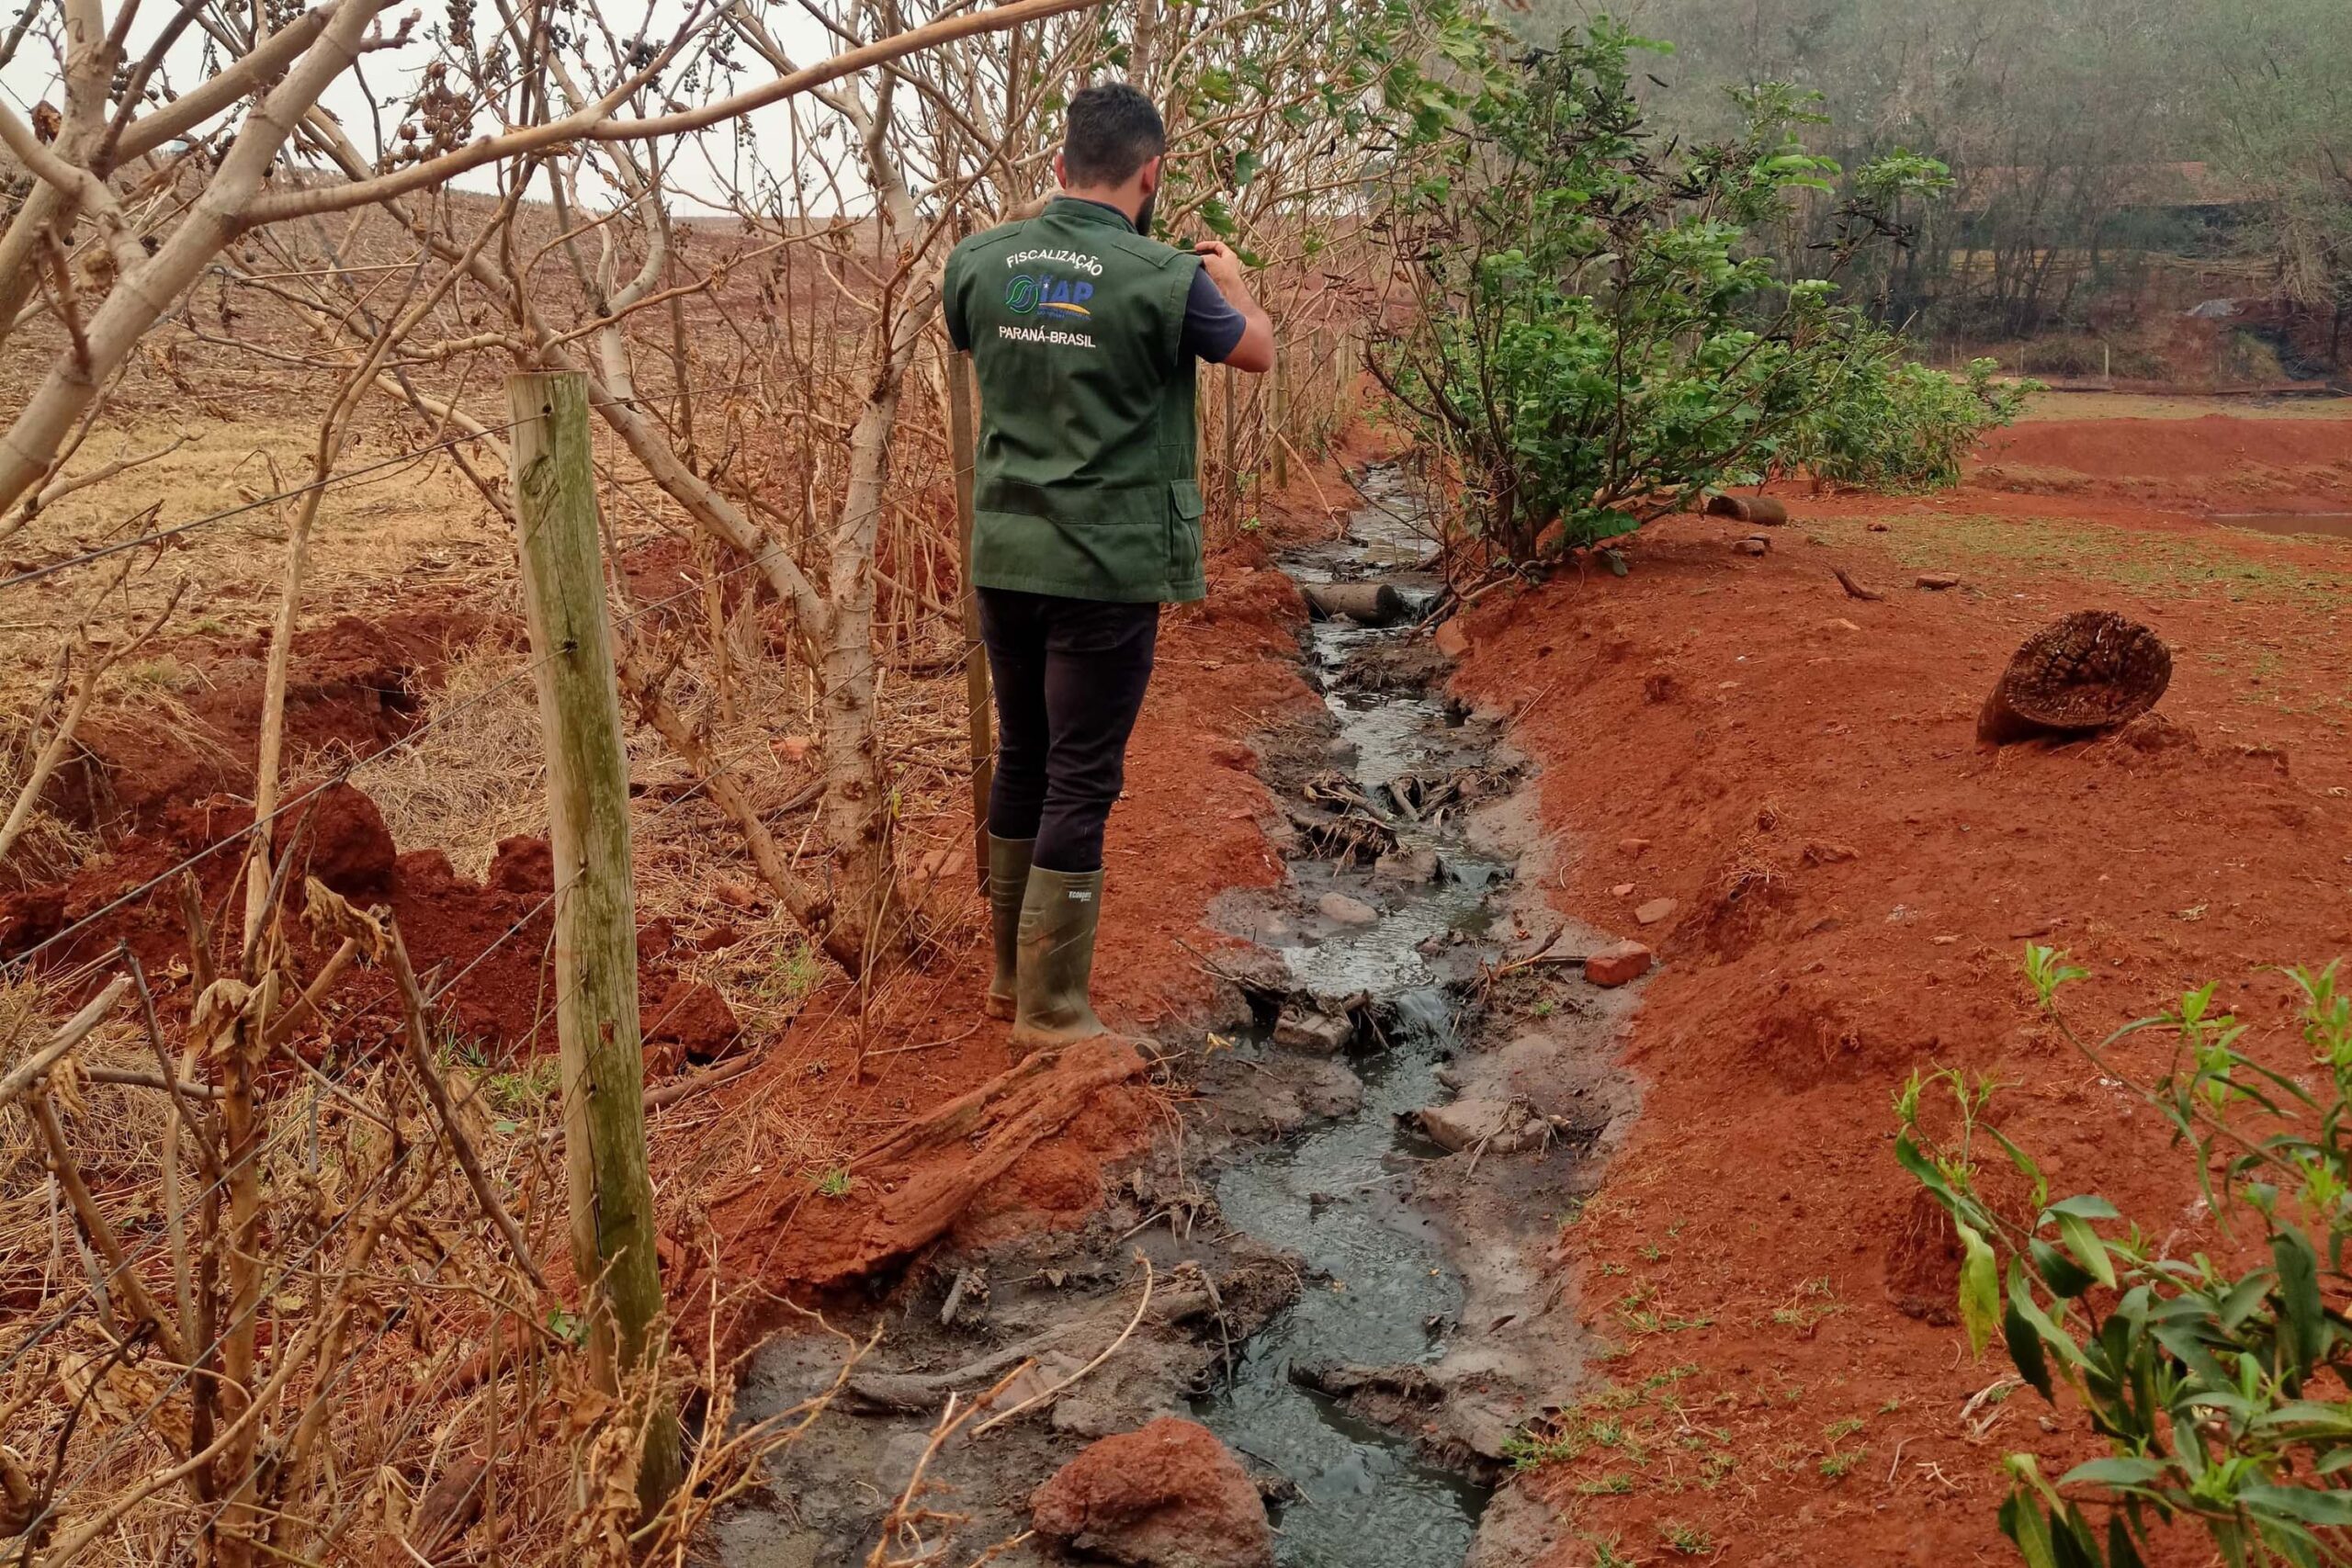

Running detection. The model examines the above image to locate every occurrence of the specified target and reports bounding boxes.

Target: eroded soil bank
[1441,418,2352,1563]
[714,469,1637,1566]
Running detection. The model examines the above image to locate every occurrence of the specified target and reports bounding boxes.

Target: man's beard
[1134,190,1156,236]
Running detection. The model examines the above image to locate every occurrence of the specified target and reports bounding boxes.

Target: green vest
[944,198,1206,604]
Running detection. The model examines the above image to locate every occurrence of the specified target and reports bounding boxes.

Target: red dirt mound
[1030,1417,1274,1568]
[272,780,395,894]
[51,604,512,833]
[4,779,718,1070]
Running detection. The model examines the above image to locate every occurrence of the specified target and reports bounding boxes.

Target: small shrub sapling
[1896,949,2352,1568]
[1372,22,2034,566]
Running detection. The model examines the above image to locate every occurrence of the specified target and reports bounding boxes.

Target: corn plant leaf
[2059,1457,2166,1489]
[2000,1492,2060,1568]
[2030,1236,2098,1299]
[2108,1513,2148,1568]
[2238,1484,2352,1528]
[2008,1266,2088,1369]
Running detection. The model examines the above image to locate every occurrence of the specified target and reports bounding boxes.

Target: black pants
[978,588,1160,874]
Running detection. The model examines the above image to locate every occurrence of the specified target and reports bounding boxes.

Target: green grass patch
[1835,511,2352,610]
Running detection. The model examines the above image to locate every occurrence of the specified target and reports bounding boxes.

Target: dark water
[1195,470,1498,1566]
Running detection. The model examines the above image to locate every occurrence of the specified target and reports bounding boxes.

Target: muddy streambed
[717,468,1639,1568]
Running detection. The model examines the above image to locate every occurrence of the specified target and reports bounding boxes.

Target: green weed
[759,938,823,1009]
[1819,1445,1867,1481]
[485,1056,561,1115]
[1658,1520,1713,1555]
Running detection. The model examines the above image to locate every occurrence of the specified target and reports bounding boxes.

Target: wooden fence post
[505,369,680,1514]
[947,351,992,889]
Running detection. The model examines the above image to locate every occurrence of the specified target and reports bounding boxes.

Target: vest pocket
[1169,480,1205,581]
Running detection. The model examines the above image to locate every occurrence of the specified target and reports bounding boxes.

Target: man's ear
[1137,154,1163,196]
[1053,150,1069,189]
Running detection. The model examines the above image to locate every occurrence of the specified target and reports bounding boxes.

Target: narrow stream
[1196,469,1504,1565]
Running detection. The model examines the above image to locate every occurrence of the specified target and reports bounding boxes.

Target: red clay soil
[1447,421,2352,1563]
[1,779,732,1065]
[42,603,513,840]
[0,582,719,1063]
[1974,413,2352,508]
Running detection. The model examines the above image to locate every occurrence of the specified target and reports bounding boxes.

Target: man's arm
[1190,241,1274,373]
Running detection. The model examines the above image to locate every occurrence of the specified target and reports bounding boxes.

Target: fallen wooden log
[1979,610,2172,744]
[1705,494,1789,525]
[1302,581,1408,626]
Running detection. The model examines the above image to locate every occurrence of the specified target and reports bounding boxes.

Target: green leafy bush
[1897,949,2352,1568]
[1788,349,2038,491]
[1371,21,2029,562]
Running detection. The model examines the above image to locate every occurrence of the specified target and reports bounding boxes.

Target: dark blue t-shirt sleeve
[1181,265,1248,364]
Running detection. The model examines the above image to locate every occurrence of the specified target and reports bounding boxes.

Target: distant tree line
[1507,0,2352,373]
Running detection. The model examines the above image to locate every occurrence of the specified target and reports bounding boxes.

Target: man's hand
[1191,241,1275,374]
[1193,239,1250,298]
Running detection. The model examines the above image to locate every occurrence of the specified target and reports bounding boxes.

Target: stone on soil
[1297,1061,1365,1120]
[1634,897,1677,926]
[1029,1417,1273,1568]
[1917,571,1962,590]
[1583,941,1653,988]
[1416,1098,1540,1155]
[1373,846,1439,885]
[1271,1006,1351,1055]
[1316,890,1378,926]
[1432,618,1471,659]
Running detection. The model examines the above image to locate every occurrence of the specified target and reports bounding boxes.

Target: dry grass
[363,644,550,879]
[0,973,175,1303]
[0,414,505,707]
[0,950,845,1568]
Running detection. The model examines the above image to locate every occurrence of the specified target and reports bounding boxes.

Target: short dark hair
[1062,83,1165,186]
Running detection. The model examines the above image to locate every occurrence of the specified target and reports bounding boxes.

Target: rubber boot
[984,835,1035,1020]
[1010,865,1113,1049]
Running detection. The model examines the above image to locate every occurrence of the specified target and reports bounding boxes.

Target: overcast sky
[0,0,883,215]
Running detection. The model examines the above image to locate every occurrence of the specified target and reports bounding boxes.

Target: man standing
[943,83,1273,1050]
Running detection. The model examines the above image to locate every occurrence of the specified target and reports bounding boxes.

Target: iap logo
[1005,273,1095,320]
